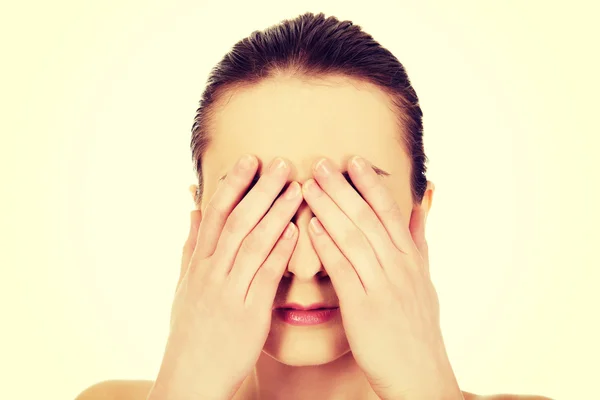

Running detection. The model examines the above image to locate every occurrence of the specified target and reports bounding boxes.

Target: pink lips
[274,303,339,326]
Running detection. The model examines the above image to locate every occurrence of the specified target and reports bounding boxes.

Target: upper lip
[276,302,339,310]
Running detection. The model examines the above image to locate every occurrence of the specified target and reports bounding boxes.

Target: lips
[274,302,340,326]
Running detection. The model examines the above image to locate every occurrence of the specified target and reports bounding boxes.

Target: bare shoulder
[463,391,554,400]
[75,380,154,400]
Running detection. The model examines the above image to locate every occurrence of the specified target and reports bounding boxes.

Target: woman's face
[199,74,430,366]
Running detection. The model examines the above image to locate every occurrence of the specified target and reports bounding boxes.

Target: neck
[236,352,379,400]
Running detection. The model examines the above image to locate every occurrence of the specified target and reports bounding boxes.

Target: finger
[177,209,202,291]
[210,157,291,276]
[348,156,417,255]
[244,222,297,309]
[302,178,384,292]
[308,217,366,301]
[193,154,259,260]
[311,157,399,268]
[181,209,202,275]
[228,181,302,296]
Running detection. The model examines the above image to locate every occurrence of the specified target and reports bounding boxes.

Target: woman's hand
[148,155,302,400]
[302,156,463,400]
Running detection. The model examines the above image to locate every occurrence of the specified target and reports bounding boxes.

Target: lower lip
[274,307,339,326]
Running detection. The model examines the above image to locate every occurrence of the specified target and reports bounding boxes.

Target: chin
[262,317,350,366]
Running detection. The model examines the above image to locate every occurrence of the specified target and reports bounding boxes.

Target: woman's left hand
[302,156,463,400]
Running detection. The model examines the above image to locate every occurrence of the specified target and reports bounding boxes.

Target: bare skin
[75,379,552,400]
[75,74,552,400]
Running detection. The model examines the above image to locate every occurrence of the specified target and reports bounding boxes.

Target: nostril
[316,270,328,279]
[282,270,293,279]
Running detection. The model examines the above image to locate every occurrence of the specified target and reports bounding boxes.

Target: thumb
[178,210,202,289]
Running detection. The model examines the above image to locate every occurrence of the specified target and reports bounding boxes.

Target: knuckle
[219,283,239,306]
[226,168,251,188]
[331,253,348,272]
[261,244,290,274]
[252,179,272,195]
[251,186,276,207]
[240,232,263,256]
[272,239,292,259]
[224,210,248,235]
[356,205,376,229]
[202,264,222,287]
[384,201,402,219]
[251,219,270,239]
[206,198,228,223]
[256,176,286,203]
[259,263,280,283]
[186,256,205,277]
[342,229,367,249]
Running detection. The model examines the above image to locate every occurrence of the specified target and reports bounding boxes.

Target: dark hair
[191,11,428,206]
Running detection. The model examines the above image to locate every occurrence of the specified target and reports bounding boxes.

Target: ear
[421,181,434,224]
[409,181,435,268]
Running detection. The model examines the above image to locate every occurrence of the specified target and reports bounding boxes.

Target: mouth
[273,303,340,326]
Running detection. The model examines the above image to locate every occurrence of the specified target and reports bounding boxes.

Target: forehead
[202,75,410,181]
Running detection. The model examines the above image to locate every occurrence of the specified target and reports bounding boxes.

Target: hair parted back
[190,11,428,206]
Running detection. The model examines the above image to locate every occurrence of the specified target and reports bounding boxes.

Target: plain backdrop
[2,1,598,399]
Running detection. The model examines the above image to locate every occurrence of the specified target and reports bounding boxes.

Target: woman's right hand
[147,155,302,400]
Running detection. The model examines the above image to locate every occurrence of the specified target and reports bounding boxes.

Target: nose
[283,201,327,280]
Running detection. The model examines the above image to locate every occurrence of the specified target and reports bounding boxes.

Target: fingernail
[314,158,331,176]
[283,181,300,199]
[351,156,366,170]
[269,157,287,173]
[283,222,296,239]
[238,154,257,170]
[310,217,324,234]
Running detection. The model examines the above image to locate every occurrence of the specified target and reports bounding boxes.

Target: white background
[2,1,598,399]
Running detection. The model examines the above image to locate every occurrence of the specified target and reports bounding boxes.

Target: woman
[77,12,551,400]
